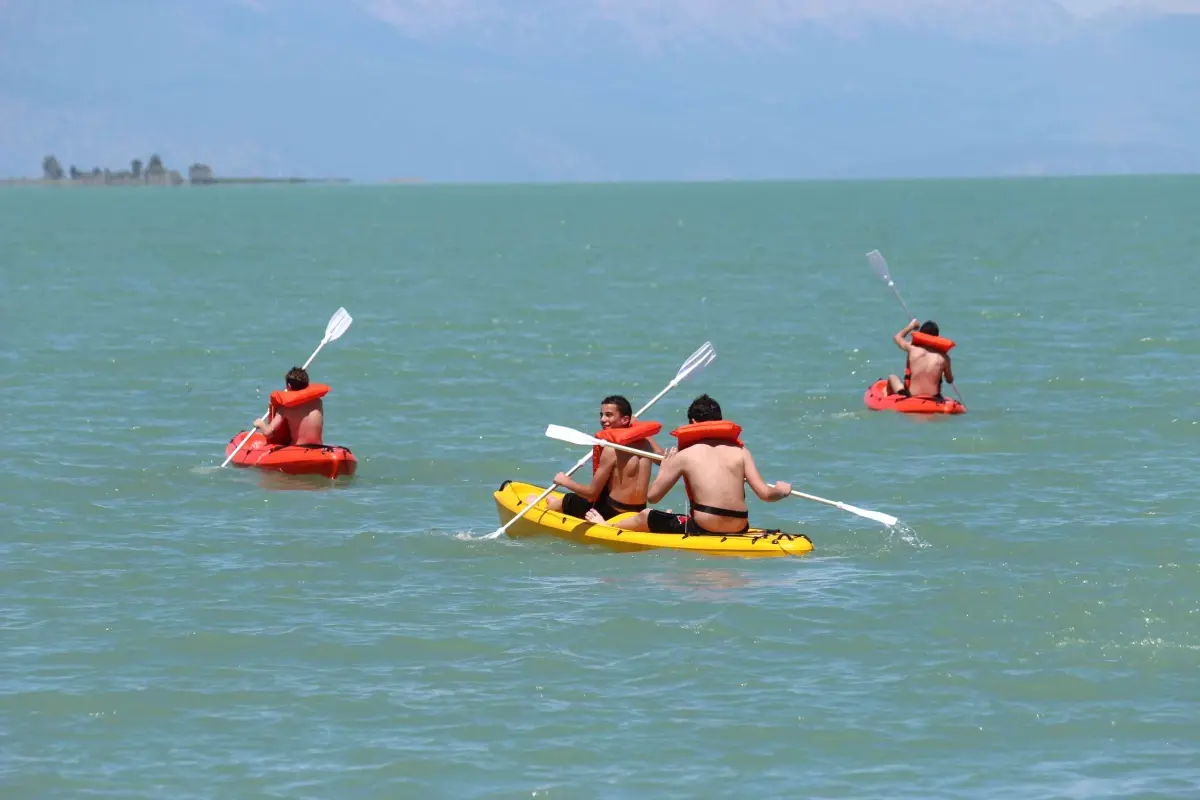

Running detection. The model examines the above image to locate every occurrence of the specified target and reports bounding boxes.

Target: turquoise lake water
[2,177,1198,797]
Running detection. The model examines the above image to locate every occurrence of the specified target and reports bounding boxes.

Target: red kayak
[224,432,357,478]
[863,379,966,415]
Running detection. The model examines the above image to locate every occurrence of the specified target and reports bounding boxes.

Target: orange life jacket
[911,331,955,354]
[591,419,662,474]
[670,420,745,507]
[670,420,744,450]
[269,383,330,419]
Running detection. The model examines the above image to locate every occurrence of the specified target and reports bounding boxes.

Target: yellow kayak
[493,480,813,558]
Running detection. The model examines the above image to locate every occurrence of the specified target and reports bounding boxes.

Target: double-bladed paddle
[220,307,354,468]
[866,249,965,404]
[544,423,899,528]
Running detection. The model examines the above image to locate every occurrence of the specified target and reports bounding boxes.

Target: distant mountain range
[1,0,1197,182]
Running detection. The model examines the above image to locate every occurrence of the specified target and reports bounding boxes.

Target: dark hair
[919,321,940,336]
[687,394,722,423]
[286,367,309,391]
[601,395,632,418]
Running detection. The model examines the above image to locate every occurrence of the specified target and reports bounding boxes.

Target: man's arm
[254,414,284,440]
[644,436,666,456]
[554,448,615,500]
[943,353,954,384]
[894,319,920,351]
[647,448,683,504]
[743,447,791,502]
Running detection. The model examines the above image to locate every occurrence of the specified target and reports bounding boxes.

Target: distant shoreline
[4,173,1196,189]
[0,177,355,187]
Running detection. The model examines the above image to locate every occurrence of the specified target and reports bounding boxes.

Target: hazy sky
[2,0,1198,182]
[1059,0,1198,10]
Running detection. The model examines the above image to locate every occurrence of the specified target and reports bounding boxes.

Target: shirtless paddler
[532,394,664,521]
[885,319,955,399]
[587,394,791,534]
[254,366,327,446]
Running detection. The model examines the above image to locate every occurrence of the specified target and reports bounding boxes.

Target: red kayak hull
[224,432,358,478]
[863,379,966,415]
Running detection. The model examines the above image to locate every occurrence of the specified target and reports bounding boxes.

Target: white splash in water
[889,521,931,549]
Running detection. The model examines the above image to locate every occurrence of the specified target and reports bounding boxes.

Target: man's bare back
[887,319,954,398]
[270,400,324,446]
[255,367,327,446]
[666,444,754,532]
[904,347,950,398]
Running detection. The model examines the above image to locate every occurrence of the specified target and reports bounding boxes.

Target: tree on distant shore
[38,153,212,185]
[42,155,65,180]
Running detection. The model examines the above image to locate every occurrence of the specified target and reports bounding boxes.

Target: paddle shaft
[885,281,917,322]
[221,336,333,468]
[565,433,897,527]
[791,488,865,512]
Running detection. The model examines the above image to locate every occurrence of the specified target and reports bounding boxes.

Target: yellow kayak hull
[493,480,813,558]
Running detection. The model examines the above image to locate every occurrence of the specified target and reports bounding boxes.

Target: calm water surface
[2,177,1198,797]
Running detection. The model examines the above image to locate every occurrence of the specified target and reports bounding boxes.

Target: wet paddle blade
[633,341,715,417]
[866,250,892,283]
[545,424,603,448]
[836,502,898,527]
[545,424,665,461]
[675,341,714,381]
[791,489,898,527]
[866,249,917,321]
[325,307,353,343]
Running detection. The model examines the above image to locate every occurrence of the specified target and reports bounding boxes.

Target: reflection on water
[255,471,358,492]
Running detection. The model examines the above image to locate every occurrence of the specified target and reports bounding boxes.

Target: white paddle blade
[545,424,602,448]
[325,307,353,342]
[792,489,898,527]
[837,502,898,527]
[866,250,892,283]
[676,341,714,380]
[633,342,716,417]
[547,424,666,462]
[667,344,715,390]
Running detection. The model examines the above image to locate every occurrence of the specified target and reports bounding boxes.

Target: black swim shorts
[561,492,646,521]
[645,509,749,535]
